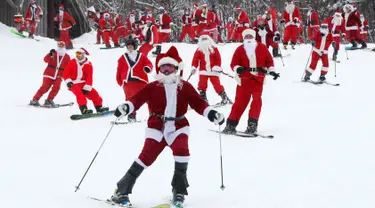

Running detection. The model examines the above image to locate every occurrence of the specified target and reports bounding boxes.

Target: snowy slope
[1,22,375,208]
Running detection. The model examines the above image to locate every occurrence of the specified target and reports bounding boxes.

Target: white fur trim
[174,156,190,163]
[203,106,215,118]
[268,67,275,73]
[233,65,241,72]
[83,84,93,91]
[124,101,135,114]
[212,66,222,72]
[164,126,190,146]
[199,70,220,76]
[135,158,148,168]
[321,67,329,72]
[159,28,172,33]
[345,26,358,31]
[158,57,179,67]
[145,128,164,142]
[242,29,256,39]
[65,78,73,83]
[307,68,315,74]
[234,73,242,86]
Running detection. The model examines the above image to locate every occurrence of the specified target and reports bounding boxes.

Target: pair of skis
[210,129,274,139]
[89,196,183,208]
[303,79,340,86]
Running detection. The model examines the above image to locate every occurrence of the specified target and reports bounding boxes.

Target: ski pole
[74,118,119,192]
[220,71,234,78]
[186,72,194,82]
[334,59,337,77]
[301,46,314,80]
[345,48,349,60]
[218,124,225,190]
[278,46,285,66]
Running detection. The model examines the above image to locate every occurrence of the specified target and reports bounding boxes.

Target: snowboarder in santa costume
[191,33,232,105]
[116,38,153,122]
[222,29,279,134]
[100,11,120,48]
[18,0,43,39]
[54,4,76,49]
[63,48,109,114]
[109,46,225,207]
[303,23,334,82]
[30,41,71,107]
[281,0,301,49]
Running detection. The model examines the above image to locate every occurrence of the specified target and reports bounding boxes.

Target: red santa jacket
[125,80,212,145]
[343,12,362,31]
[126,17,136,32]
[326,16,345,37]
[230,43,274,85]
[206,12,221,29]
[54,12,76,30]
[307,10,320,28]
[140,25,159,45]
[114,15,126,30]
[24,5,43,22]
[43,52,70,80]
[116,51,153,86]
[158,13,173,33]
[63,59,94,91]
[282,6,301,27]
[99,17,115,32]
[360,19,369,34]
[236,10,250,27]
[192,9,202,26]
[198,9,210,25]
[182,14,192,26]
[191,47,222,76]
[312,32,334,55]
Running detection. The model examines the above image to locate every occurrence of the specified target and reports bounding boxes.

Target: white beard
[320,28,329,35]
[31,4,37,8]
[156,73,180,84]
[198,40,214,54]
[147,14,152,17]
[127,50,137,62]
[130,16,135,23]
[286,4,295,14]
[57,48,66,55]
[244,39,257,58]
[332,16,342,25]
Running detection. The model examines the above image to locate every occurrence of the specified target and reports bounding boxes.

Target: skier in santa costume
[325,10,345,61]
[303,23,334,82]
[359,14,369,42]
[222,29,279,134]
[30,41,71,107]
[116,39,153,122]
[342,4,366,48]
[281,0,301,49]
[191,33,232,105]
[138,18,159,56]
[63,48,109,114]
[307,6,320,42]
[54,4,76,49]
[18,0,43,39]
[110,46,225,207]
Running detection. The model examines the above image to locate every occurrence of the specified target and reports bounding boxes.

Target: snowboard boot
[127,113,137,122]
[291,43,296,50]
[171,162,189,205]
[116,161,144,197]
[110,189,131,206]
[272,47,281,57]
[319,74,326,82]
[28,33,34,39]
[105,44,112,48]
[152,45,162,55]
[303,71,311,82]
[95,105,109,113]
[29,99,40,106]
[44,99,56,107]
[283,43,288,50]
[351,40,357,48]
[199,90,208,102]
[244,117,258,134]
[222,119,239,134]
[361,41,367,49]
[79,105,93,114]
[219,91,232,105]
[114,43,120,47]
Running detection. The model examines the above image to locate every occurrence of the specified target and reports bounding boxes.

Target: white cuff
[65,78,73,83]
[83,84,93,91]
[233,65,241,72]
[124,101,135,114]
[212,66,222,72]
[203,106,215,118]
[268,67,275,73]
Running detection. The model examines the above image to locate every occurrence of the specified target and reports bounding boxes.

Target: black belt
[48,65,64,70]
[150,112,185,122]
[244,67,267,73]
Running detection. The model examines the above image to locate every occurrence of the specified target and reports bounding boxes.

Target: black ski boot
[127,113,137,122]
[272,47,281,57]
[319,74,326,82]
[44,99,56,107]
[79,105,93,114]
[291,42,296,50]
[222,119,238,134]
[199,90,208,102]
[283,43,288,50]
[112,162,145,206]
[219,91,232,105]
[152,45,161,55]
[29,99,40,106]
[351,40,357,48]
[95,105,109,113]
[171,162,189,206]
[303,71,311,82]
[244,118,258,134]
[28,33,34,39]
[361,41,367,49]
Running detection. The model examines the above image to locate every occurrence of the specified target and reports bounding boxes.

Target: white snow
[0,22,375,208]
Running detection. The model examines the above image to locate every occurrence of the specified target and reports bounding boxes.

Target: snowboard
[10,28,40,41]
[210,129,274,139]
[100,46,123,50]
[29,102,74,108]
[70,110,114,120]
[301,80,340,86]
[345,46,365,51]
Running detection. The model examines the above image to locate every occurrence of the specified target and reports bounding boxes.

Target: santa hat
[130,12,135,15]
[77,48,90,56]
[156,46,184,73]
[87,6,96,13]
[242,28,256,39]
[235,6,241,10]
[145,17,154,23]
[321,22,329,27]
[335,9,342,15]
[59,4,64,9]
[202,4,207,8]
[147,9,152,13]
[193,4,198,8]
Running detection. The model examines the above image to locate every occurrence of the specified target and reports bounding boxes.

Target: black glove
[82,89,90,95]
[293,18,298,24]
[114,103,130,118]
[49,49,56,57]
[269,71,280,80]
[67,82,73,89]
[364,25,369,30]
[39,14,43,18]
[93,23,100,30]
[144,66,151,73]
[310,20,315,25]
[236,66,245,74]
[311,41,316,46]
[207,110,225,125]
[332,42,337,49]
[274,33,281,42]
[280,19,285,24]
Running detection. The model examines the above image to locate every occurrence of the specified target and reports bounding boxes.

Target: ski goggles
[159,64,176,75]
[321,25,329,29]
[76,52,84,57]
[57,41,65,48]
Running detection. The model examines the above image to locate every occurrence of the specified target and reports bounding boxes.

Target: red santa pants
[139,43,154,56]
[198,75,224,94]
[138,134,190,167]
[102,31,119,46]
[235,26,248,42]
[159,32,170,43]
[283,25,298,44]
[196,24,207,37]
[228,78,264,121]
[360,33,368,42]
[123,81,147,115]
[19,20,38,35]
[59,30,73,48]
[308,52,329,75]
[96,29,102,44]
[33,77,62,101]
[179,25,195,41]
[333,36,341,50]
[69,83,103,107]
[192,25,198,38]
[347,30,363,43]
[116,27,128,40]
[204,28,219,42]
[308,26,319,40]
[227,28,234,42]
